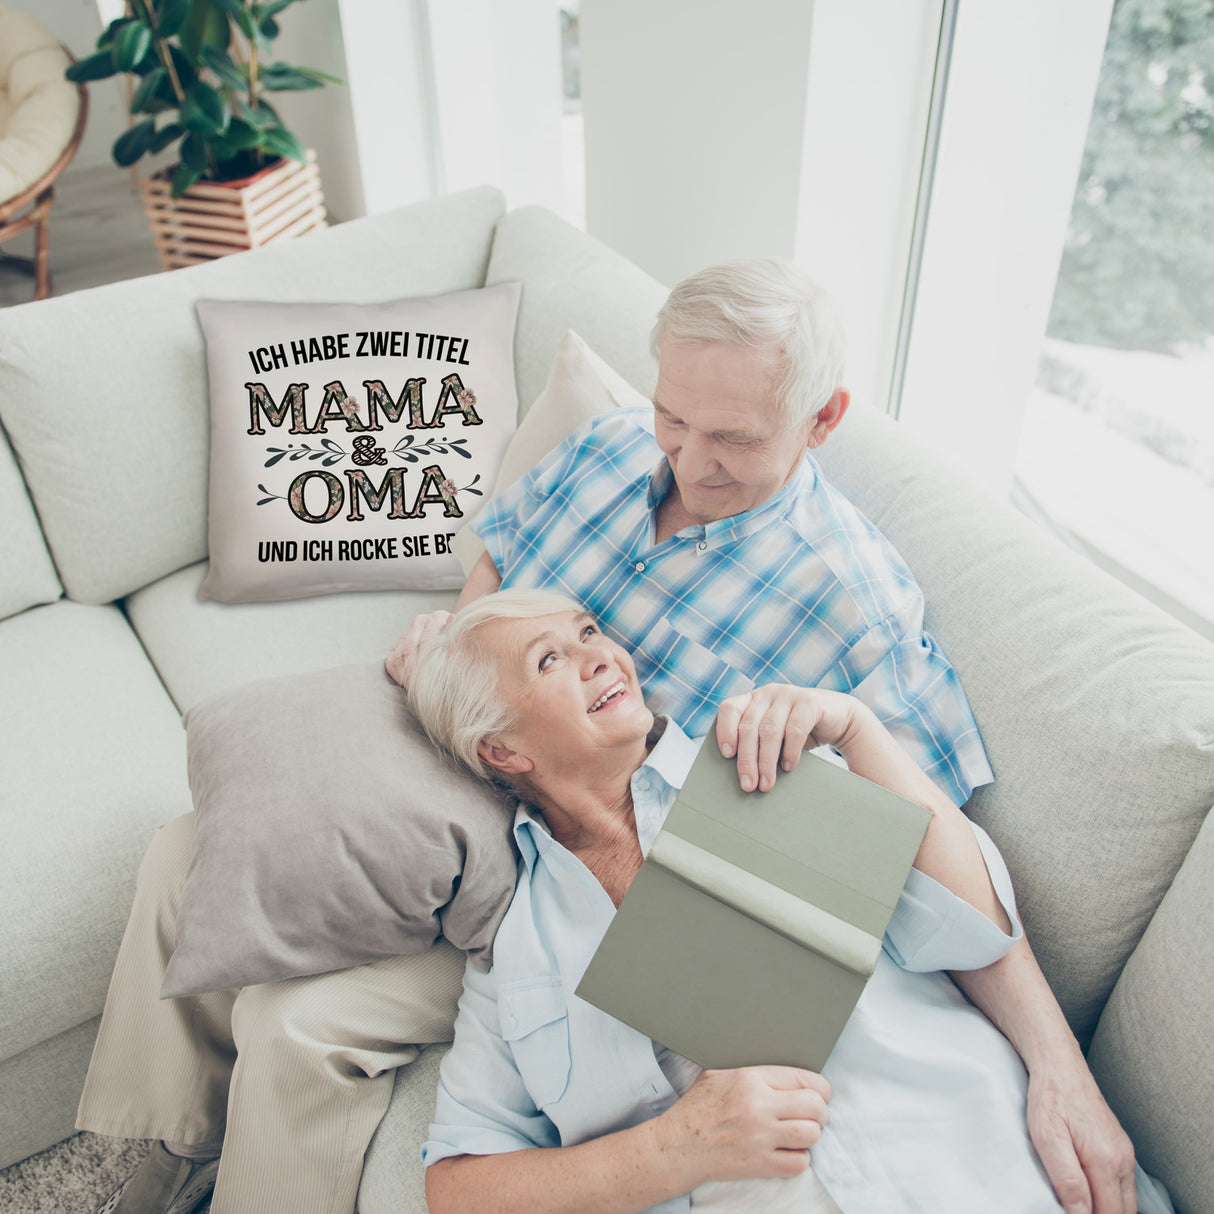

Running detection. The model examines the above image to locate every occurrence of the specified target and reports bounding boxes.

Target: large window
[1013,0,1214,636]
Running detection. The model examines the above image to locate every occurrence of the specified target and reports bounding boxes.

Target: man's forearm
[456,548,503,608]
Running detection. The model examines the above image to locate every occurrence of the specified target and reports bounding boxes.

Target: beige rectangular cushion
[0,187,506,605]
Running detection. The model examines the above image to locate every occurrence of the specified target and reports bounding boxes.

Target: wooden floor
[0,162,162,308]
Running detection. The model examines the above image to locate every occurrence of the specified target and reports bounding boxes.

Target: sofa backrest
[815,401,1214,1208]
[0,420,60,620]
[0,186,507,606]
[816,402,1214,1039]
[485,204,668,415]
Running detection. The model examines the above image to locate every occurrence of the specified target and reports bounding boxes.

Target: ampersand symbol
[351,435,387,466]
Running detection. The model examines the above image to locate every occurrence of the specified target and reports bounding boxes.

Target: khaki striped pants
[76,813,466,1214]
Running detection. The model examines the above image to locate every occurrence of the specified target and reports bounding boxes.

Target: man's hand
[653,1066,830,1186]
[1026,1061,1137,1214]
[385,610,453,689]
[715,684,860,792]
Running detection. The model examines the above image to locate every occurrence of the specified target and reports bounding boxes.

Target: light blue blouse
[424,721,1067,1212]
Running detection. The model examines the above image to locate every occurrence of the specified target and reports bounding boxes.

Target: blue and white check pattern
[475,407,992,805]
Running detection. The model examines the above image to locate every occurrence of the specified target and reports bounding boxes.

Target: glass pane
[1014,0,1214,637]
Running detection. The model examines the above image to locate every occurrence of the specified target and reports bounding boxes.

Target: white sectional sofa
[0,186,1211,1213]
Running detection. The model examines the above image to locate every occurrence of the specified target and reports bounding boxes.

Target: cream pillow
[452,328,650,574]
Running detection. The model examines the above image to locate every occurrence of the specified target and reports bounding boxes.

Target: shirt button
[634,561,646,573]
[697,541,708,551]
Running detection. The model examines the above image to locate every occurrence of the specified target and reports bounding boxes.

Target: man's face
[652,340,815,524]
[477,610,653,779]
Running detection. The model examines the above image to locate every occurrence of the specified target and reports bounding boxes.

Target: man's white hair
[650,258,847,429]
[407,588,586,781]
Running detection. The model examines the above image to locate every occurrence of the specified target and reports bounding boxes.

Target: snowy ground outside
[1017,339,1214,635]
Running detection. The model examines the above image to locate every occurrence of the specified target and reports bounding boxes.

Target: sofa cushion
[0,421,60,620]
[359,1042,448,1214]
[0,1018,102,1172]
[813,402,1214,1045]
[485,205,668,416]
[124,561,455,714]
[1088,804,1214,1214]
[163,662,517,997]
[0,186,506,606]
[0,600,191,1063]
[194,283,521,603]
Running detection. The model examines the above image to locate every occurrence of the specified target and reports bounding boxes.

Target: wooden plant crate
[140,150,327,271]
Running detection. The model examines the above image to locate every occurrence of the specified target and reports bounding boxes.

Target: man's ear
[477,738,534,777]
[806,388,850,450]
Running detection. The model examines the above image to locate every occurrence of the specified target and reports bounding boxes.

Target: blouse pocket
[499,978,572,1109]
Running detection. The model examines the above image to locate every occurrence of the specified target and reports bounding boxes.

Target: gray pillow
[162,662,518,998]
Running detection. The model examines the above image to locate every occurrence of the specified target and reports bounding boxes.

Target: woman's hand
[654,1066,831,1185]
[385,610,453,688]
[716,685,861,792]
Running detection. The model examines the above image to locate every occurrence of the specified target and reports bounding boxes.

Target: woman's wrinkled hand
[654,1066,831,1185]
[715,684,861,792]
[385,610,454,688]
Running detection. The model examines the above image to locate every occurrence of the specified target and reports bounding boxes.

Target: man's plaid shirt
[474,408,992,806]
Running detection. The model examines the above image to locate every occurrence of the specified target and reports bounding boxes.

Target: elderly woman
[408,588,1084,1214]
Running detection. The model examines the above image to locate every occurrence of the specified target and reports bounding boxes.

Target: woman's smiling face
[475,610,653,777]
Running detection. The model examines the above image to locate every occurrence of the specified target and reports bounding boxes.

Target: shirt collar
[645,456,818,547]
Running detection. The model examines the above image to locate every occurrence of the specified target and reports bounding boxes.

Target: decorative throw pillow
[452,329,649,574]
[161,661,519,998]
[196,282,521,603]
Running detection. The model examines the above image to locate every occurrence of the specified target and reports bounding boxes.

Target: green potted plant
[67,0,339,266]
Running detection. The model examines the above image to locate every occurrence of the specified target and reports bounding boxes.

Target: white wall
[332,0,435,217]
[579,0,818,288]
[429,0,565,213]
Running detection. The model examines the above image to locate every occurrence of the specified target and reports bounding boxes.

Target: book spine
[648,832,882,977]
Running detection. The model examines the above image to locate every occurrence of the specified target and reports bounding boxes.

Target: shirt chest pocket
[499,979,572,1110]
[636,614,754,725]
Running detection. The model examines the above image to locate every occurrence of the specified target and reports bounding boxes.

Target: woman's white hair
[650,258,847,429]
[407,588,586,781]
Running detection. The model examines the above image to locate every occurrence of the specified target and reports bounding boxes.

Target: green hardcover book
[575,743,932,1072]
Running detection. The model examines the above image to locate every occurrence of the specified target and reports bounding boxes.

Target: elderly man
[388,260,1136,1214]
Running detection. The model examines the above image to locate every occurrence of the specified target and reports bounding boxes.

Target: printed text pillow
[196,283,521,602]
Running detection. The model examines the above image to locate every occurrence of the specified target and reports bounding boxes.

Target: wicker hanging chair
[0,5,88,302]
